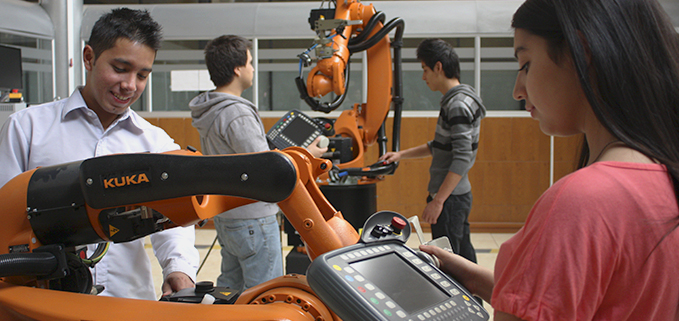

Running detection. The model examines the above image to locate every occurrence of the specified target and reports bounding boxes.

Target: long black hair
[512,0,679,251]
[513,0,679,200]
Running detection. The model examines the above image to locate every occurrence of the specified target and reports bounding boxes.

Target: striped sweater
[427,84,486,195]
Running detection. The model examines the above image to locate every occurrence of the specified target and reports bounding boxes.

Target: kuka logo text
[103,173,150,189]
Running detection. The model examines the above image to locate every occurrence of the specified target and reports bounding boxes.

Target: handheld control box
[267,110,330,150]
[159,281,238,304]
[307,212,489,321]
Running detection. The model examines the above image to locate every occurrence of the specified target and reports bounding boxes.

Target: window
[480,37,523,111]
[401,37,475,111]
[1,33,52,105]
[131,36,522,113]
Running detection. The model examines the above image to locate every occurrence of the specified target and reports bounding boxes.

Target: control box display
[267,110,323,150]
[307,241,489,321]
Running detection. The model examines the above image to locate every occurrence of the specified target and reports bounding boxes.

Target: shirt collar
[61,87,89,119]
[62,87,137,131]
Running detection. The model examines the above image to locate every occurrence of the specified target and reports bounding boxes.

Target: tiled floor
[145,229,515,320]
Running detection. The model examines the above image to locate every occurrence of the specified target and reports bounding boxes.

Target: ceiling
[20,0,679,28]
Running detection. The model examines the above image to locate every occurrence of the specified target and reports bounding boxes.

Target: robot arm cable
[295,55,351,113]
[0,252,59,278]
[81,242,110,267]
[346,11,386,48]
[347,17,404,54]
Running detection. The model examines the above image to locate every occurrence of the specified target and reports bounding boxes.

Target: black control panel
[267,110,330,150]
[307,212,489,321]
[159,281,238,304]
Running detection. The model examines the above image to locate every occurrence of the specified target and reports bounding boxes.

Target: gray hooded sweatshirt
[189,91,278,219]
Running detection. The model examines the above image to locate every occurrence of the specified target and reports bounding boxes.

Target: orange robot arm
[295,0,405,183]
[0,148,357,268]
[0,148,357,320]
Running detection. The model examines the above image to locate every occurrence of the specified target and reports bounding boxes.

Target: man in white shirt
[0,8,198,300]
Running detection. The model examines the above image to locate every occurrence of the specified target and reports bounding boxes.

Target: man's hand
[161,272,194,296]
[422,198,444,224]
[306,136,329,158]
[378,151,402,164]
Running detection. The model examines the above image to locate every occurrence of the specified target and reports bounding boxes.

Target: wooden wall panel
[157,118,187,149]
[145,117,202,151]
[262,118,278,134]
[469,118,551,231]
[183,118,202,152]
[374,117,553,233]
[144,117,160,127]
[147,116,580,233]
[373,117,434,218]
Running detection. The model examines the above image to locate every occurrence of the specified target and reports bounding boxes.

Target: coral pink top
[493,162,679,320]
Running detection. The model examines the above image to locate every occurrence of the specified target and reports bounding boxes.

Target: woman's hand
[419,244,495,303]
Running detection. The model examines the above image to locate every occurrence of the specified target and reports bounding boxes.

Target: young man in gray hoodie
[190,35,326,292]
[379,39,486,265]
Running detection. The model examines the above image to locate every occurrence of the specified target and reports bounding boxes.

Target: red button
[391,217,406,230]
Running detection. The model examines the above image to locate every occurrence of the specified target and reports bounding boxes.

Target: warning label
[109,225,120,237]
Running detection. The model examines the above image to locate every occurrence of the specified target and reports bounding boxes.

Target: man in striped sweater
[379,38,486,264]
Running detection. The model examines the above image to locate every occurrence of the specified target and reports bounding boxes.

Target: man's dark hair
[87,8,163,60]
[416,38,461,80]
[204,35,252,87]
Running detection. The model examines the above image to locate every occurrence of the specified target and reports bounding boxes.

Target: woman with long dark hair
[420,0,679,319]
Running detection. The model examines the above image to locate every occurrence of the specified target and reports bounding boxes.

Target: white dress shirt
[0,88,199,300]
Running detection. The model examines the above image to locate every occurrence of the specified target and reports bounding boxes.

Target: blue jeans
[213,215,283,291]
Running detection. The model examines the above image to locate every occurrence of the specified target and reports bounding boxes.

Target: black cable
[0,252,58,277]
[82,242,109,267]
[348,11,386,47]
[347,17,404,54]
[197,234,219,275]
[296,57,351,113]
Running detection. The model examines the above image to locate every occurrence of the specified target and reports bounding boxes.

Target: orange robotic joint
[237,274,341,321]
[0,146,359,320]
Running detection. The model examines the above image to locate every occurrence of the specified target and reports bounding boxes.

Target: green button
[383,310,392,316]
[370,298,379,305]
